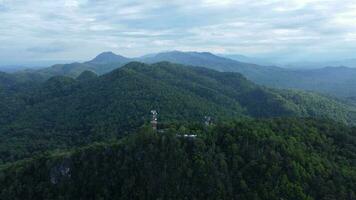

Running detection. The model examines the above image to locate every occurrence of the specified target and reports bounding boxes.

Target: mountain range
[7,51,356,100]
[1,57,356,199]
[1,61,355,164]
[222,54,356,69]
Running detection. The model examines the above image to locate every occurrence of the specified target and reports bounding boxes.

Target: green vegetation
[32,52,131,78]
[1,61,356,199]
[274,89,356,124]
[1,62,356,164]
[142,51,356,99]
[1,118,355,200]
[76,70,98,82]
[9,51,356,99]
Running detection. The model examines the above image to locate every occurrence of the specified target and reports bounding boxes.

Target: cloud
[27,45,68,54]
[0,0,356,64]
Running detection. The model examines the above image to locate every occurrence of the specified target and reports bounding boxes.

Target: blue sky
[1,0,356,65]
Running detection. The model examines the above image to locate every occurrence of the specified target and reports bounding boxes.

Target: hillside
[0,62,355,164]
[141,51,356,98]
[13,51,286,84]
[33,52,131,78]
[17,51,356,100]
[1,118,355,200]
[35,62,125,78]
[0,71,43,125]
[287,67,356,97]
[139,51,260,72]
[76,70,98,82]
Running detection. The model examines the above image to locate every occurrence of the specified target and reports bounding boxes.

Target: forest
[1,62,356,164]
[2,0,356,199]
[0,118,355,199]
[0,62,355,199]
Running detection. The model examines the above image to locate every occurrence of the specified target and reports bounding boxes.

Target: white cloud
[201,0,235,7]
[1,0,356,63]
[64,0,80,8]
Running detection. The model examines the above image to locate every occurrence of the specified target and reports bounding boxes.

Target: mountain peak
[99,51,117,56]
[88,51,130,64]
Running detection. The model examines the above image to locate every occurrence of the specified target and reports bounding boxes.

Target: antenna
[204,116,212,126]
[151,110,158,131]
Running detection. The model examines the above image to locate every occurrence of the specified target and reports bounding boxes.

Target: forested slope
[10,51,356,100]
[1,118,355,200]
[0,62,355,164]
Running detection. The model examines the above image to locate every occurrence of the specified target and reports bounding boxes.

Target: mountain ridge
[87,51,131,64]
[1,61,356,164]
[6,50,356,99]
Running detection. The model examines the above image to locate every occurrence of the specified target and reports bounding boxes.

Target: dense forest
[1,62,356,164]
[0,118,355,200]
[0,62,356,200]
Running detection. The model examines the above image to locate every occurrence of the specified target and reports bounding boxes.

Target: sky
[1,0,356,65]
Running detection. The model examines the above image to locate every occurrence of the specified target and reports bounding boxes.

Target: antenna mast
[151,110,158,131]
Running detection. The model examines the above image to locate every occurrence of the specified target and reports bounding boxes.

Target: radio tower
[151,110,158,131]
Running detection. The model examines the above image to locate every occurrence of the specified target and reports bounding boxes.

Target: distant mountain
[331,59,356,68]
[221,54,356,70]
[37,62,94,77]
[281,59,356,69]
[87,51,131,65]
[219,54,276,66]
[11,50,356,99]
[270,67,356,97]
[139,51,260,72]
[138,51,295,86]
[23,51,271,78]
[222,53,356,69]
[34,52,131,78]
[139,51,356,99]
[0,66,30,73]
